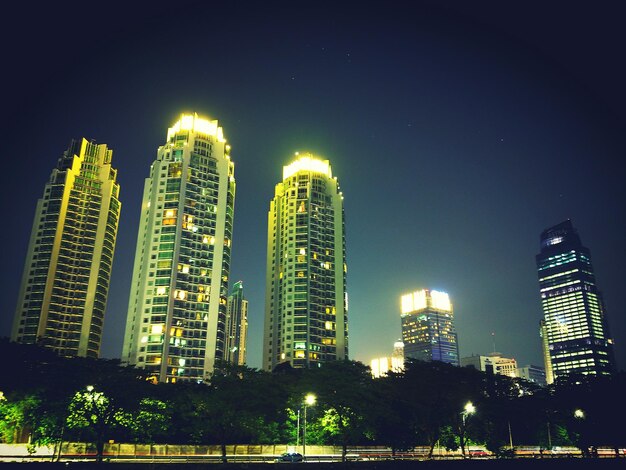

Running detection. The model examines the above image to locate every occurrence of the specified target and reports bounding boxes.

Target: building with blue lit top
[537,220,615,383]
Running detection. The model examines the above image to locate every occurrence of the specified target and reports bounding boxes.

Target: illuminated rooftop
[401,289,452,314]
[167,113,226,142]
[283,153,332,180]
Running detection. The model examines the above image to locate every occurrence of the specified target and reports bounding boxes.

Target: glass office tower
[263,153,348,371]
[12,138,121,358]
[400,288,459,366]
[537,220,615,383]
[122,113,235,382]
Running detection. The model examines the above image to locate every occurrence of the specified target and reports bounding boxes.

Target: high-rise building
[225,281,248,365]
[263,153,347,371]
[537,219,616,383]
[400,289,459,366]
[12,139,121,358]
[122,113,235,382]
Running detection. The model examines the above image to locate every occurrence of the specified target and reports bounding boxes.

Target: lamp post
[543,409,554,453]
[296,409,300,446]
[460,401,475,458]
[573,408,589,457]
[302,393,316,460]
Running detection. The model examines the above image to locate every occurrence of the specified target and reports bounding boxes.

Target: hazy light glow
[401,289,451,314]
[167,113,225,142]
[283,155,332,180]
[464,401,476,414]
[305,393,317,406]
[547,236,563,246]
[401,289,427,314]
[401,293,414,314]
[431,290,451,311]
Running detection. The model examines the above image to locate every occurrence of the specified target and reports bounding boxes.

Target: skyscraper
[400,289,459,366]
[122,113,235,382]
[225,281,248,365]
[263,153,347,371]
[12,139,121,358]
[537,220,615,383]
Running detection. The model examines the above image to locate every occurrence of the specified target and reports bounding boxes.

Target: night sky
[2,1,625,372]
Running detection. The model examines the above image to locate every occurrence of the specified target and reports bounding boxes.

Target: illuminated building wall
[517,364,547,387]
[539,319,554,384]
[400,289,459,366]
[460,352,518,378]
[371,357,390,378]
[122,113,235,382]
[392,340,405,364]
[371,341,405,378]
[12,139,121,358]
[263,153,347,371]
[537,220,616,382]
[225,280,248,365]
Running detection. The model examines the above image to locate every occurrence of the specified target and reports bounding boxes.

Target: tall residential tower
[537,220,615,383]
[225,281,248,365]
[122,113,235,382]
[12,139,121,358]
[263,153,348,371]
[400,289,459,366]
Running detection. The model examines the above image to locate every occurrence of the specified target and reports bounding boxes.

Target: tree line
[1,338,624,462]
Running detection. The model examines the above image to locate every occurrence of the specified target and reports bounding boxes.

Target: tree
[402,360,484,459]
[0,392,38,443]
[65,385,129,462]
[300,361,375,461]
[126,398,171,444]
[369,372,421,454]
[185,362,288,462]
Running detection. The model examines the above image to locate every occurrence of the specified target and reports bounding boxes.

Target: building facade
[371,340,405,378]
[401,289,459,366]
[263,153,347,371]
[12,139,121,358]
[460,352,518,378]
[539,319,554,384]
[517,364,547,387]
[537,219,615,383]
[225,281,248,365]
[122,113,235,382]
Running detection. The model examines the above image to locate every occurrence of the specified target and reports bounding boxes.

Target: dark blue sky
[2,1,625,371]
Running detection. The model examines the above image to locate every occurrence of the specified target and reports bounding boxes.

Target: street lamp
[302,393,316,460]
[460,401,475,458]
[573,409,589,457]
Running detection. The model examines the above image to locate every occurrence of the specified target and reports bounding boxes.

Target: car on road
[469,449,490,458]
[276,452,304,463]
